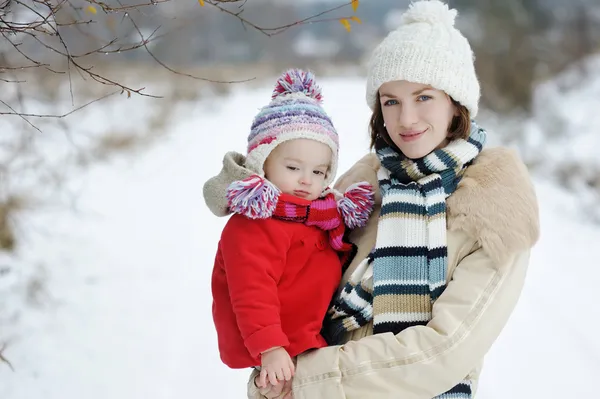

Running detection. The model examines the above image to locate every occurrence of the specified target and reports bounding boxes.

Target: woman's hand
[255,376,293,399]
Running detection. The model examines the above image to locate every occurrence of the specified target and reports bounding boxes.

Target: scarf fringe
[337,182,375,229]
[226,175,280,219]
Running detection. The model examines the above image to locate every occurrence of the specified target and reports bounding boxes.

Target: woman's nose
[398,103,418,127]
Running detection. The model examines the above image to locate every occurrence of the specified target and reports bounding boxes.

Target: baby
[209,69,374,388]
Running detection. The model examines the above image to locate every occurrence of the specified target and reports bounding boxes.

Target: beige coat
[203,147,540,399]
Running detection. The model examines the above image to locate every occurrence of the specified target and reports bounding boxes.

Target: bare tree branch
[0,98,42,132]
[0,342,15,371]
[116,1,255,84]
[0,89,119,118]
[1,0,361,119]
[206,0,355,36]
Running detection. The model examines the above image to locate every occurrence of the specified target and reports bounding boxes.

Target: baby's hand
[257,347,295,387]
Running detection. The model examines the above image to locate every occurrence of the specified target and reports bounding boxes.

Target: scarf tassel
[226,175,280,219]
[338,182,375,229]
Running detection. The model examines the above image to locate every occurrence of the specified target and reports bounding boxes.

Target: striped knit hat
[245,69,339,187]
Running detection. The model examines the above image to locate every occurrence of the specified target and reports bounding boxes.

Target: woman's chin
[401,148,431,160]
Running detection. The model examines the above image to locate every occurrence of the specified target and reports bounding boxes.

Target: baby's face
[263,139,332,201]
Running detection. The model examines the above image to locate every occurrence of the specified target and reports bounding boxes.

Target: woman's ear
[447,94,460,117]
[453,103,460,117]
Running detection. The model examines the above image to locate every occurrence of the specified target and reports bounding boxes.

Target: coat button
[316,238,326,250]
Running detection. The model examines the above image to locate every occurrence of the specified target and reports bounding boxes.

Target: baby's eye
[313,170,325,176]
[286,166,299,171]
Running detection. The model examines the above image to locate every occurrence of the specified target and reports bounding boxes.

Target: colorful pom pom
[271,69,323,102]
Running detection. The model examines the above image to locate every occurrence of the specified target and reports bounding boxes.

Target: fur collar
[447,147,540,262]
[333,147,540,263]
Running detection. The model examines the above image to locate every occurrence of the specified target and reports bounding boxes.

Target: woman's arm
[289,244,530,399]
[333,153,380,202]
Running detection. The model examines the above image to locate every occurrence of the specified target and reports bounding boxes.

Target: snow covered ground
[0,76,598,398]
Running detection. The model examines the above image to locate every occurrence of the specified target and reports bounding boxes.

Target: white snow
[0,75,598,398]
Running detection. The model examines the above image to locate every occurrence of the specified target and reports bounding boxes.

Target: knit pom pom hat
[245,68,339,187]
[365,0,480,117]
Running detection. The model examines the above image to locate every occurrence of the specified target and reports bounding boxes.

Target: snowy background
[1,66,599,398]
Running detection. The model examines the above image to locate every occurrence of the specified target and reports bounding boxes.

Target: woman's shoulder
[333,153,382,205]
[447,147,540,262]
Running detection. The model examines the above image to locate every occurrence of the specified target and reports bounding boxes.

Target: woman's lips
[399,128,427,142]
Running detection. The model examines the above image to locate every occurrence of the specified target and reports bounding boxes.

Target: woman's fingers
[263,381,283,398]
[282,380,294,399]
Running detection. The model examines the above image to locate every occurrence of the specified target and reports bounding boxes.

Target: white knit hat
[365,0,480,117]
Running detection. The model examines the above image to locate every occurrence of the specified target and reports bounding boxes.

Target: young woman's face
[379,80,457,159]
[263,139,332,201]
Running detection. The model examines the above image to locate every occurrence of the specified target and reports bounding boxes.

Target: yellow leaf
[86,5,97,14]
[351,0,359,12]
[340,18,351,32]
[198,0,205,6]
[350,16,362,24]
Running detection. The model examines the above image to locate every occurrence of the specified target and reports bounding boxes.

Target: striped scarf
[325,122,487,399]
[272,192,357,262]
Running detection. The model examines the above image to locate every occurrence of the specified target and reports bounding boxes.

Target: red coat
[211,213,342,369]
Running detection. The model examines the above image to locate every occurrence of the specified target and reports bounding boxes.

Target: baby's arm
[220,216,292,363]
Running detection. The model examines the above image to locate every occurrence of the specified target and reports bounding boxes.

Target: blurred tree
[1,0,361,123]
[455,0,599,113]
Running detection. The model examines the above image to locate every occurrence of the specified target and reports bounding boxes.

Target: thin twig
[117,2,255,84]
[206,0,353,37]
[0,99,41,131]
[0,90,120,118]
[0,343,14,372]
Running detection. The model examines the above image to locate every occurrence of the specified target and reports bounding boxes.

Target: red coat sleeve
[220,215,291,358]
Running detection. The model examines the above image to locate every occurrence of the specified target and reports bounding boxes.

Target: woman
[203,1,539,398]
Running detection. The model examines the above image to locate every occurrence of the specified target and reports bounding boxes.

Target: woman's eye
[383,99,398,106]
[417,95,432,102]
